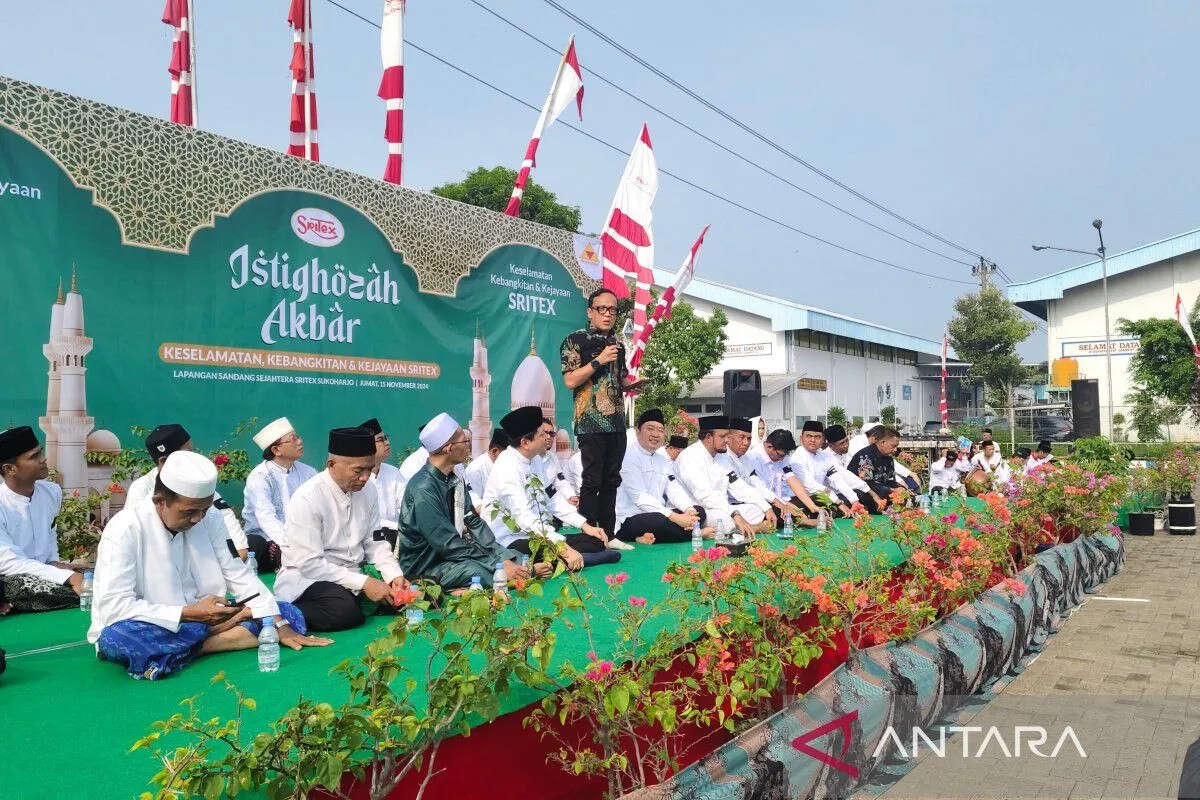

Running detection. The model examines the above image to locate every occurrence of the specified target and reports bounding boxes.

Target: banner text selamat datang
[159,343,440,382]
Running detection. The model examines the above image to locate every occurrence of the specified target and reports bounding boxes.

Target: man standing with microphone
[560,288,643,540]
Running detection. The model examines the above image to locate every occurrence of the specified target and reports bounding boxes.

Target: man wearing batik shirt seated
[846,426,902,513]
[88,451,330,680]
[0,426,84,614]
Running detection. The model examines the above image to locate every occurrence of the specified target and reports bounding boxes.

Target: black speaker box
[723,369,762,419]
[1071,378,1101,439]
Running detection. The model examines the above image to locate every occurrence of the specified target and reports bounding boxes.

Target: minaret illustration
[41,268,95,494]
[469,321,493,457]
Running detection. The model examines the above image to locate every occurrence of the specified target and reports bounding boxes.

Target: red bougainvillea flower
[585,660,615,682]
[661,572,675,583]
[705,546,730,561]
[628,596,647,607]
[1003,577,1027,596]
[782,545,799,557]
[213,453,230,467]
[392,586,421,606]
[757,603,780,618]
[107,483,125,494]
[605,572,629,587]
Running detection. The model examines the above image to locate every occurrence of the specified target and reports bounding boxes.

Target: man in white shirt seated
[929,448,968,493]
[273,427,409,632]
[970,439,1003,475]
[360,417,406,550]
[126,424,250,561]
[0,426,83,614]
[89,451,331,680]
[464,428,510,513]
[719,418,780,530]
[818,425,878,513]
[482,407,613,571]
[615,409,706,545]
[1025,441,1055,474]
[676,416,759,539]
[789,421,861,518]
[665,435,687,464]
[241,417,317,572]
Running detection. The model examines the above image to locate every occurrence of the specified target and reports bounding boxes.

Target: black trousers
[293,581,365,632]
[578,432,626,536]
[616,512,692,543]
[245,534,281,572]
[510,531,606,560]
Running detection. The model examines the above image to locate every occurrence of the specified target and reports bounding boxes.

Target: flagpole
[187,0,199,126]
[303,0,313,161]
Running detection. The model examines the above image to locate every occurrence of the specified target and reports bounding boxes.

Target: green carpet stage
[0,508,955,800]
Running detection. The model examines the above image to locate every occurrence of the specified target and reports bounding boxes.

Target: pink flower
[661,572,674,583]
[628,596,647,607]
[1003,577,1027,597]
[941,513,959,524]
[705,546,730,561]
[585,660,615,682]
[605,572,629,587]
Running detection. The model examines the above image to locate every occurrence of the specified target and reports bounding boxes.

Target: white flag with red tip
[939,330,949,428]
[379,0,405,184]
[628,226,709,379]
[1176,293,1200,367]
[504,36,584,216]
[287,0,319,161]
[162,0,196,126]
[601,123,657,302]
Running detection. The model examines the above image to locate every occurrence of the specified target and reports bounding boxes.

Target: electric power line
[463,0,976,270]
[319,0,975,286]
[541,0,989,263]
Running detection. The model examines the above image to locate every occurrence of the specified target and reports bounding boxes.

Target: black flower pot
[1168,495,1195,535]
[1128,512,1155,536]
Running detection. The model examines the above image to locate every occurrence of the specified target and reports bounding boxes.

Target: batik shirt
[560,327,627,435]
[847,444,897,496]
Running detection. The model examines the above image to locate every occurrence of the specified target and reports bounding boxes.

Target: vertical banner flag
[939,330,949,428]
[504,36,584,217]
[287,0,319,161]
[601,123,657,326]
[162,0,196,126]
[628,226,709,380]
[1176,293,1200,368]
[379,0,405,184]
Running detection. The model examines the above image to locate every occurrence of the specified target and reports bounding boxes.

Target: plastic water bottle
[470,575,483,592]
[691,520,703,551]
[79,571,93,613]
[405,605,424,628]
[779,511,794,540]
[258,617,280,673]
[246,551,258,574]
[817,509,831,532]
[492,562,508,595]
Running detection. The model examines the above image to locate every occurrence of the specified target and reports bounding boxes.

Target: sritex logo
[291,208,344,247]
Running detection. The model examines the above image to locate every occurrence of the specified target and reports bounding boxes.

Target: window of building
[796,329,831,351]
[704,403,724,413]
[835,335,861,356]
[897,349,917,366]
[682,404,702,413]
[867,343,895,362]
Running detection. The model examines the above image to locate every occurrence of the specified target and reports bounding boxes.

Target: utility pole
[972,257,996,289]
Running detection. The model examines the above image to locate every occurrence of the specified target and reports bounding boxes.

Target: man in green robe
[397,413,539,592]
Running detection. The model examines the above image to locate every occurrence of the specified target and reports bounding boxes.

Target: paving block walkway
[869,529,1200,800]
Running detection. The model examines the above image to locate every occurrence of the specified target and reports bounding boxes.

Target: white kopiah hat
[160,450,218,499]
[253,417,294,451]
[418,412,460,453]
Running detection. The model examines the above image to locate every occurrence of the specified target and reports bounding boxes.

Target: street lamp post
[1032,219,1114,438]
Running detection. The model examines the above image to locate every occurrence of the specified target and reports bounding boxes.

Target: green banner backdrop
[0,76,599,501]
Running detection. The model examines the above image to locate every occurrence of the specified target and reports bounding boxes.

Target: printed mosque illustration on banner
[36,269,125,519]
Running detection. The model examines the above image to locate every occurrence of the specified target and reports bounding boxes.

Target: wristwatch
[589,358,601,371]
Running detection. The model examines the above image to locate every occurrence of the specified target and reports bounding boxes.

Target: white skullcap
[253,417,295,451]
[419,412,460,453]
[160,450,218,499]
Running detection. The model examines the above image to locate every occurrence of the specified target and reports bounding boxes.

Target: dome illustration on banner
[37,269,125,519]
[511,327,556,424]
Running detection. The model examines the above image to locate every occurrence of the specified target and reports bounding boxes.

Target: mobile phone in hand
[229,592,260,608]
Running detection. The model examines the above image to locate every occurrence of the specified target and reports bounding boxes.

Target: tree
[431,166,582,232]
[827,406,848,427]
[880,405,896,426]
[947,287,1037,411]
[1117,297,1200,433]
[628,301,728,419]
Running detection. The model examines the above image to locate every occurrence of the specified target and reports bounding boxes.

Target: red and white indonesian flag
[628,226,709,378]
[1176,293,1200,366]
[504,36,584,216]
[601,124,657,306]
[287,0,319,161]
[939,330,949,427]
[378,0,405,184]
[162,0,195,126]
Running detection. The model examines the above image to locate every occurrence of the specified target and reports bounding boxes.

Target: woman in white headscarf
[748,416,767,459]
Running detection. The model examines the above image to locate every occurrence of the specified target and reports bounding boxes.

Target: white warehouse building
[1007,225,1200,441]
[655,270,982,434]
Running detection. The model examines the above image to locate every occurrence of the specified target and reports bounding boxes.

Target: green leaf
[610,685,630,715]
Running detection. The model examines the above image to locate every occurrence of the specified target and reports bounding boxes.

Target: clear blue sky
[5,1,1199,358]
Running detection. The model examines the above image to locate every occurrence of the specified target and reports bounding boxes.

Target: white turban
[160,450,218,499]
[419,412,460,453]
[253,417,294,450]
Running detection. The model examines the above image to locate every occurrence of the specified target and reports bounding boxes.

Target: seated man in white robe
[126,424,250,561]
[360,417,406,550]
[788,421,861,518]
[715,419,772,532]
[1025,441,1055,474]
[746,429,827,526]
[482,407,612,571]
[676,416,759,539]
[241,417,317,572]
[89,451,330,680]
[970,440,1004,477]
[273,427,408,632]
[817,424,878,513]
[665,435,687,465]
[929,448,968,493]
[615,409,707,545]
[464,428,510,513]
[0,426,83,614]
